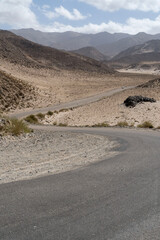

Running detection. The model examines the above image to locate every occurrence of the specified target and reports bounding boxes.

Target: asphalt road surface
[1,127,160,240]
[8,86,134,119]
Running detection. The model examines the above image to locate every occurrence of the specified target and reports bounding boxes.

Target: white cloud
[0,0,38,28]
[79,0,160,12]
[43,6,87,21]
[42,5,50,10]
[39,16,160,35]
[1,0,160,36]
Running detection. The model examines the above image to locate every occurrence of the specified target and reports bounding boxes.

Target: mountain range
[71,47,109,61]
[0,30,113,73]
[111,39,160,65]
[11,28,160,58]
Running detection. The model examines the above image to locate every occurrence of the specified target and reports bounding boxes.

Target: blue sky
[0,0,160,34]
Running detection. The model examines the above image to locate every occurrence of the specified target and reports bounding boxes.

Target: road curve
[0,126,160,240]
[8,86,134,119]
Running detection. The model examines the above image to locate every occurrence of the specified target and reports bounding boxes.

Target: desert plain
[1,30,160,184]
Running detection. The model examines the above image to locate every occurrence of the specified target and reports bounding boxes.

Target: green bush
[36,113,45,119]
[137,121,154,129]
[59,108,69,113]
[25,114,38,124]
[4,118,31,136]
[116,121,129,127]
[92,122,109,127]
[47,111,53,116]
[54,110,59,114]
[58,123,68,127]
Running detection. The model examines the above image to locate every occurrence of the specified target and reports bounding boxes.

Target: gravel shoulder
[0,129,118,184]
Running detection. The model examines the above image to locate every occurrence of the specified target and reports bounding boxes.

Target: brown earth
[111,40,160,65]
[0,70,38,112]
[0,30,114,73]
[0,59,155,114]
[0,30,157,115]
[71,46,109,61]
[41,77,160,128]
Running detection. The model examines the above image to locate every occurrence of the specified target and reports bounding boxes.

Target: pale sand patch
[119,68,160,75]
[0,130,118,184]
[41,88,160,128]
[118,64,160,76]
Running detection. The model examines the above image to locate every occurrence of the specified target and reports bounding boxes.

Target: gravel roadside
[0,129,118,184]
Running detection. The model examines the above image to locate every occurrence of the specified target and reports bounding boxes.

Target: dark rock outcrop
[124,95,156,107]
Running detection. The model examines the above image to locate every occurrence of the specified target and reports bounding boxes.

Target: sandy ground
[119,68,160,75]
[0,60,155,113]
[41,87,160,128]
[119,63,160,75]
[0,130,118,184]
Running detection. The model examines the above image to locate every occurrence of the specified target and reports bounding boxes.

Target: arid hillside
[41,77,160,128]
[71,47,109,61]
[0,30,114,73]
[111,40,160,66]
[0,30,155,114]
[0,70,37,112]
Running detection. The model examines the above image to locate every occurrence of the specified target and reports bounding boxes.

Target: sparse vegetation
[0,117,31,136]
[36,113,45,119]
[116,121,129,127]
[54,110,59,114]
[59,108,69,113]
[7,118,31,136]
[58,123,68,127]
[92,122,110,127]
[0,69,37,112]
[47,111,53,116]
[25,114,38,124]
[137,121,154,129]
[52,122,68,127]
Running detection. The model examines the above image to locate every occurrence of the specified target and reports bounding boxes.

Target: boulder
[124,96,156,107]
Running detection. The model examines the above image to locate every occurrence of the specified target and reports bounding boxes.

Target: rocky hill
[111,40,160,65]
[138,78,160,88]
[0,30,114,73]
[71,46,109,61]
[98,32,160,57]
[0,70,37,112]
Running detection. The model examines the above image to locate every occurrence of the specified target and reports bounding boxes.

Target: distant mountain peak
[71,46,109,61]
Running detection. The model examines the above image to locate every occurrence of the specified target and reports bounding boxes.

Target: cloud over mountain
[79,0,160,12]
[1,0,160,35]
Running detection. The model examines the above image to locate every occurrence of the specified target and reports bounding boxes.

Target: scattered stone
[124,96,156,107]
[0,118,10,131]
[0,70,38,112]
[138,78,160,88]
[0,130,117,184]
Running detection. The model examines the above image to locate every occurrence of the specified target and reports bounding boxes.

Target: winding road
[1,127,160,239]
[1,86,160,239]
[9,86,134,119]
